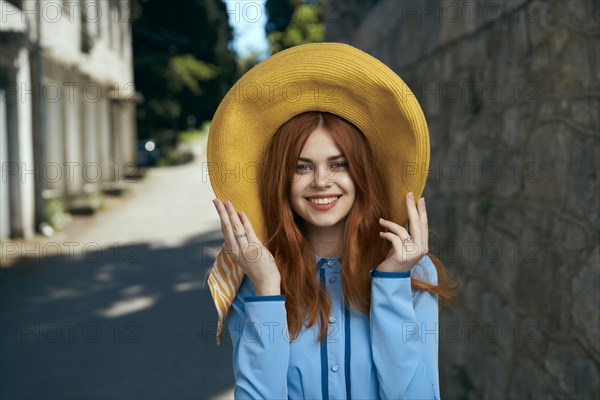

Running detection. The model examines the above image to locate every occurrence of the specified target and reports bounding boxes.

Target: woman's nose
[312,165,332,186]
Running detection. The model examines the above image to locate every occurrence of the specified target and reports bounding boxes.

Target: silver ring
[403,235,412,243]
[234,232,247,239]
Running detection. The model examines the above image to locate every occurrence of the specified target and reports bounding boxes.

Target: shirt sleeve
[225,289,291,400]
[369,255,441,399]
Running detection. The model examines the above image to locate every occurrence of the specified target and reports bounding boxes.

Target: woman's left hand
[376,192,428,273]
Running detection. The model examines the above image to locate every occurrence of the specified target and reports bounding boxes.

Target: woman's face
[290,126,356,233]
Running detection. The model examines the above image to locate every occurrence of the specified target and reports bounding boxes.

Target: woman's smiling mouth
[305,195,342,210]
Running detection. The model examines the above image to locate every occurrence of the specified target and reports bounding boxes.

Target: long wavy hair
[259,111,458,342]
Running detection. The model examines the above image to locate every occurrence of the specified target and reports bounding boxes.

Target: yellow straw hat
[206,42,430,344]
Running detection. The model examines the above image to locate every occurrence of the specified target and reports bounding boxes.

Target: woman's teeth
[307,197,339,205]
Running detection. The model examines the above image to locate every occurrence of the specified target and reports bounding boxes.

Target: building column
[3,48,36,239]
[0,85,9,239]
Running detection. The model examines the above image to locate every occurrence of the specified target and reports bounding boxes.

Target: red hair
[259,111,458,342]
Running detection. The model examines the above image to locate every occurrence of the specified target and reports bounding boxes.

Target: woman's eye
[296,164,311,171]
[331,162,348,169]
[295,162,348,172]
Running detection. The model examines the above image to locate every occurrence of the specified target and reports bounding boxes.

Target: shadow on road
[1,229,234,400]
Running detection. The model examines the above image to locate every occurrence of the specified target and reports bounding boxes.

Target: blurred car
[136,139,161,166]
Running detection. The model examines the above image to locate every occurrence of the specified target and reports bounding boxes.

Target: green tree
[265,0,324,54]
[235,51,263,79]
[132,0,236,142]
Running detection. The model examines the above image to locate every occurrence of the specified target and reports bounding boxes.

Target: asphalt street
[0,139,235,399]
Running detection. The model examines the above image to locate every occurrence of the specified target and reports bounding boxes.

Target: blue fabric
[225,254,441,399]
[318,267,328,399]
[370,269,411,278]
[344,303,352,399]
[244,295,286,302]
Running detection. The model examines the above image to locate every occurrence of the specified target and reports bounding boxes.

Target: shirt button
[329,316,336,323]
[327,260,334,267]
[329,276,336,283]
[331,364,339,372]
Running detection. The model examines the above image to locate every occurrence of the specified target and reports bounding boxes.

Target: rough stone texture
[326,0,600,398]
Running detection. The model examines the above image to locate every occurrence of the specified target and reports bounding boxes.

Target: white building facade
[0,0,137,240]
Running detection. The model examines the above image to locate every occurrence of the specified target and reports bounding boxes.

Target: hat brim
[207,42,429,243]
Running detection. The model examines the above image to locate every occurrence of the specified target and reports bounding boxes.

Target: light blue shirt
[225,254,441,399]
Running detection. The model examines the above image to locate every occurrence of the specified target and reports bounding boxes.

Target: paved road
[0,140,235,399]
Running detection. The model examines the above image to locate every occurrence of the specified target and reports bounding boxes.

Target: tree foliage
[166,55,218,95]
[132,0,236,139]
[265,0,324,54]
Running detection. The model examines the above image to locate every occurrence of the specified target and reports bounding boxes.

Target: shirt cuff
[370,268,411,278]
[244,295,286,302]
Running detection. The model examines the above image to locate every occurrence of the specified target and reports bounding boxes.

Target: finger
[380,218,423,260]
[214,199,237,250]
[379,231,406,257]
[379,218,411,250]
[406,192,423,250]
[238,210,259,244]
[238,211,266,264]
[418,197,429,252]
[379,232,404,253]
[213,198,232,235]
[225,200,248,246]
[379,218,410,239]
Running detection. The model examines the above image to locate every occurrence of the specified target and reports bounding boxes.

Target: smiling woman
[206,42,457,400]
[288,116,357,255]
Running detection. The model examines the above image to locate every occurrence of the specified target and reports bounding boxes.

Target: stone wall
[326,0,599,398]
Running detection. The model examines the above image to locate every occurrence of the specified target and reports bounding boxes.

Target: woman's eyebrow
[298,154,345,162]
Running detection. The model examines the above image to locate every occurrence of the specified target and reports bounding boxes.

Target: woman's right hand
[212,198,281,296]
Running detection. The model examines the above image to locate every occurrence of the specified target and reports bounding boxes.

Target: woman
[206,43,456,399]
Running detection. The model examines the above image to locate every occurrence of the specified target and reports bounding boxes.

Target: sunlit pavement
[0,138,236,399]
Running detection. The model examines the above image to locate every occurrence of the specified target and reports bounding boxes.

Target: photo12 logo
[0,241,140,265]
[1,321,141,344]
[1,161,141,186]
[1,0,135,24]
[3,81,137,104]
